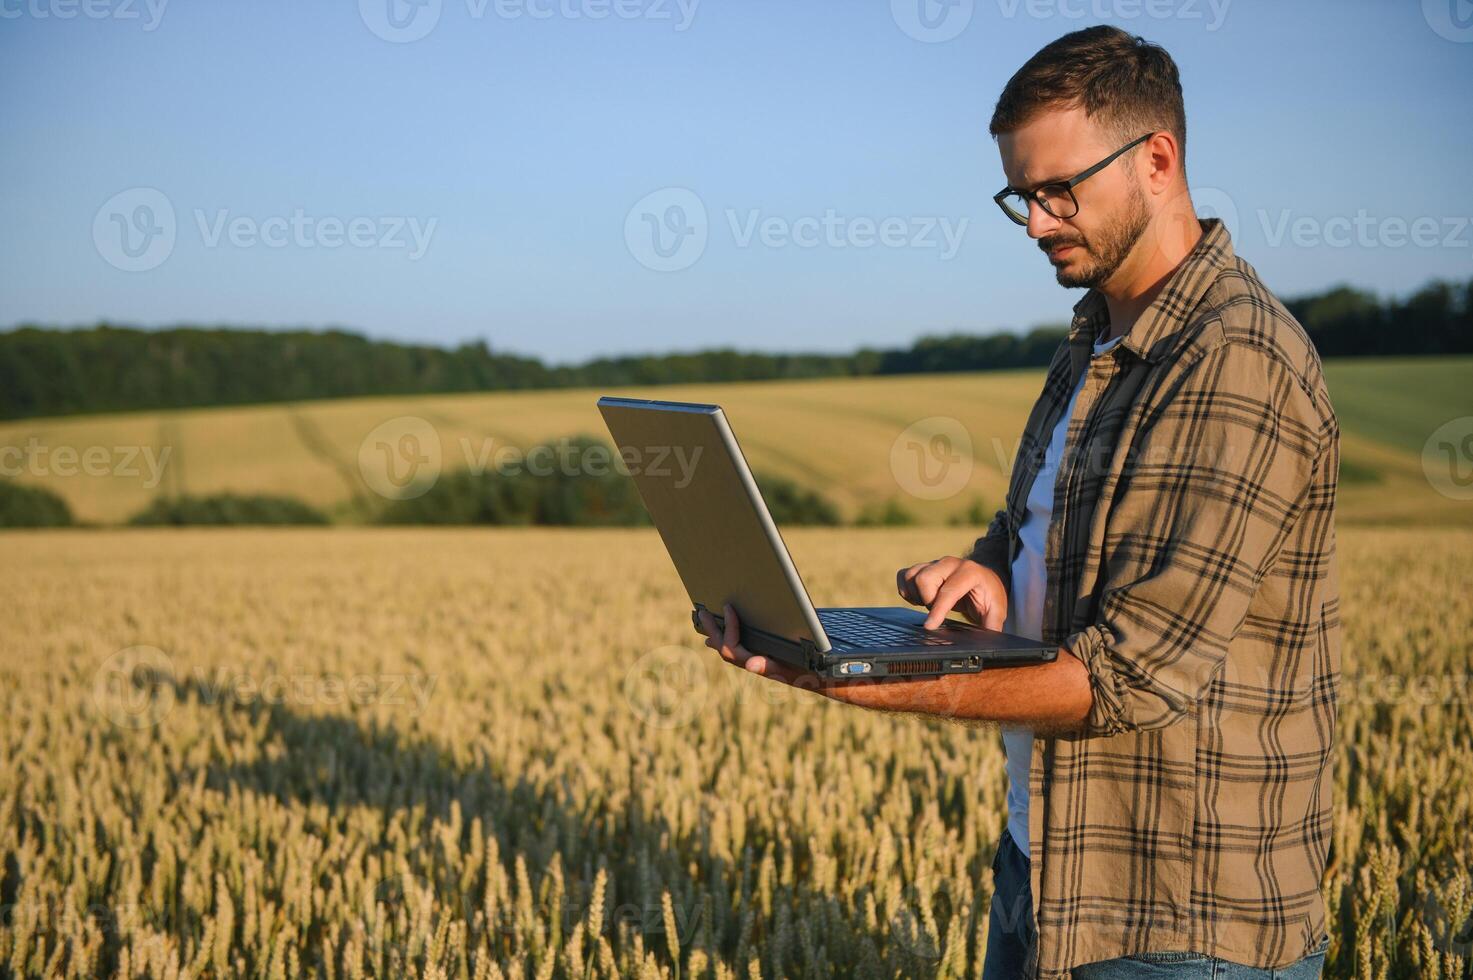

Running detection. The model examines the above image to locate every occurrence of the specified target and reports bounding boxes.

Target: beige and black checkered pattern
[969,217,1341,977]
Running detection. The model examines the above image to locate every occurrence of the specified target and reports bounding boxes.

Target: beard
[1039,180,1151,289]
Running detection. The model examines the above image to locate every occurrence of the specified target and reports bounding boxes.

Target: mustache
[1039,234,1086,253]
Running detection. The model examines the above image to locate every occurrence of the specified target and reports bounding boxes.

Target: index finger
[923,579,966,629]
[722,602,741,649]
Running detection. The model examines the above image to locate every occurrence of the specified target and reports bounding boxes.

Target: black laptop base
[692,604,1056,679]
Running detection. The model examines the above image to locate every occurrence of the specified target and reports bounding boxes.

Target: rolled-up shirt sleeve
[1065,339,1324,737]
[966,507,1012,592]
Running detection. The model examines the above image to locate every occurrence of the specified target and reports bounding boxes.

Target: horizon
[4,269,1463,367]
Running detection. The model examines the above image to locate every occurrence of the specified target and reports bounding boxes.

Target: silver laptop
[596,395,1056,678]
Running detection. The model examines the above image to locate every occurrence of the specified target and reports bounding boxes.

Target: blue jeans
[981,827,1331,979]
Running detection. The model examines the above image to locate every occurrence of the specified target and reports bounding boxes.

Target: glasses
[993,132,1154,226]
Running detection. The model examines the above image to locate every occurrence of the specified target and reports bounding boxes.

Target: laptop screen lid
[596,395,833,654]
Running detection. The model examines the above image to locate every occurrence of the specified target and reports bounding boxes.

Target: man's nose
[1025,198,1063,239]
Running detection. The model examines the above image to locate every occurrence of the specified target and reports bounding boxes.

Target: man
[698,25,1340,980]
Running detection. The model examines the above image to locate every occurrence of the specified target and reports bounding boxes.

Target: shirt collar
[1067,216,1233,364]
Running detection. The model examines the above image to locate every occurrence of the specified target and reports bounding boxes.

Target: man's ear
[1142,131,1180,194]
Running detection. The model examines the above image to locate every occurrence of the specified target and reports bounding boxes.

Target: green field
[1,356,1469,526]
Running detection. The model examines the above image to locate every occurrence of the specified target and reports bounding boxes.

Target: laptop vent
[887,659,943,676]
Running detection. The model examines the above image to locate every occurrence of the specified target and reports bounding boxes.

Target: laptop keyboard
[818,609,961,650]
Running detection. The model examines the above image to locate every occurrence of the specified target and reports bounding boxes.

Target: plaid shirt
[968,218,1340,977]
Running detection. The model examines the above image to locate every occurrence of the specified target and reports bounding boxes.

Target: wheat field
[2,356,1469,527]
[2,525,1469,979]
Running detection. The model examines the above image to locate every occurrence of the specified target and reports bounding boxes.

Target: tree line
[2,276,1467,420]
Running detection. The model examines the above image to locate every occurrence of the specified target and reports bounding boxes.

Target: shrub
[128,493,329,526]
[947,496,995,527]
[855,498,916,526]
[377,435,649,526]
[753,472,841,526]
[0,479,73,527]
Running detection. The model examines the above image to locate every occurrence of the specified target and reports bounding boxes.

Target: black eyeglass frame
[993,132,1155,226]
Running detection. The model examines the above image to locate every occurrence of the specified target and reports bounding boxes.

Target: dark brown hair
[989,26,1186,170]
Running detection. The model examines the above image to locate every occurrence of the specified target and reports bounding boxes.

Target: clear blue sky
[2,0,1469,364]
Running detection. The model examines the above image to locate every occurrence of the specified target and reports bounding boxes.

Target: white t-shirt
[1003,330,1123,859]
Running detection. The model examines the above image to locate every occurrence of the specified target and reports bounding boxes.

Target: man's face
[997,106,1152,289]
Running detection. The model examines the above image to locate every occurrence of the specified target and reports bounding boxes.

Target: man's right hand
[896,556,1008,631]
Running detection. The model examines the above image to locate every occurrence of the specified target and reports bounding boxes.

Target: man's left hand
[697,603,816,688]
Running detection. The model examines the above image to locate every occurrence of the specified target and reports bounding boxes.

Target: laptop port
[839,661,872,675]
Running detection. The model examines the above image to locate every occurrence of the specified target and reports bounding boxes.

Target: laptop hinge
[799,636,821,672]
[693,603,823,672]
